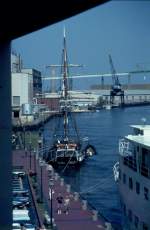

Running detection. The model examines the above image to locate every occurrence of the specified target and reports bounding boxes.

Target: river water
[43,105,150,227]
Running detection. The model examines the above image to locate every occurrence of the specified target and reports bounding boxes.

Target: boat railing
[140,164,150,178]
[123,156,137,171]
[113,162,119,182]
[119,138,133,157]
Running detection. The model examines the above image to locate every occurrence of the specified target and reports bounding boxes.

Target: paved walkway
[13,150,110,230]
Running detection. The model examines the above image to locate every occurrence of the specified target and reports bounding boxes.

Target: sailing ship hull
[45,141,87,167]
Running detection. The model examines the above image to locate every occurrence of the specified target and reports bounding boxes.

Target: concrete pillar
[66,184,71,193]
[60,178,64,186]
[105,222,112,230]
[74,192,79,201]
[92,210,98,221]
[0,41,11,230]
[82,200,87,210]
[54,172,59,181]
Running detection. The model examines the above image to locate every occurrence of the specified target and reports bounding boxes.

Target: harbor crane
[108,54,124,105]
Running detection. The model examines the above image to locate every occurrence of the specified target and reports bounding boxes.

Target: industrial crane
[108,54,124,105]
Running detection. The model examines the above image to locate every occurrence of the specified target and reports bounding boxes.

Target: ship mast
[62,27,69,140]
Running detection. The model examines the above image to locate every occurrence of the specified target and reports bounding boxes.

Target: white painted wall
[11,73,33,106]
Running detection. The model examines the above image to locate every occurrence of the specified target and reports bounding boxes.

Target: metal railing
[119,138,133,157]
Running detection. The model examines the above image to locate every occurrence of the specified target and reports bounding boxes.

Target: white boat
[114,124,150,229]
[105,104,112,110]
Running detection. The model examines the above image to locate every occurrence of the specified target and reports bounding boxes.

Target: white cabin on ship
[117,125,150,230]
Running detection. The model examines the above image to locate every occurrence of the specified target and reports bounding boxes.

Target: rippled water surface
[43,106,150,226]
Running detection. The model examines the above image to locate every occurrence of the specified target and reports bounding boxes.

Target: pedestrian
[64,195,70,215]
[56,193,63,214]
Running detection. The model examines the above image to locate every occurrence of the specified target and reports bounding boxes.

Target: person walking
[56,193,63,214]
[64,195,70,215]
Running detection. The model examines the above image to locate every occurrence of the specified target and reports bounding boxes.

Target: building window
[143,223,148,230]
[13,96,20,106]
[123,173,126,184]
[134,216,139,228]
[144,187,149,200]
[129,177,133,190]
[128,209,132,222]
[136,182,140,194]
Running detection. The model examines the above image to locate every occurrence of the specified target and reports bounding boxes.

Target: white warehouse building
[11,53,42,119]
[12,72,33,107]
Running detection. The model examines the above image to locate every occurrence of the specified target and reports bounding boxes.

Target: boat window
[134,216,139,229]
[129,177,133,190]
[133,128,143,136]
[128,209,132,222]
[123,173,126,184]
[142,148,148,166]
[136,182,140,194]
[144,187,149,200]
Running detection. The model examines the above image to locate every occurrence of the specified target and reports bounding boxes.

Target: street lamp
[23,125,26,150]
[39,159,45,203]
[47,165,54,228]
[33,149,37,176]
[28,132,32,171]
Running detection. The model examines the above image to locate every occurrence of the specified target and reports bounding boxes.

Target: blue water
[43,106,150,227]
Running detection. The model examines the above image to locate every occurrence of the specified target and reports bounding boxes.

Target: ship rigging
[44,29,96,167]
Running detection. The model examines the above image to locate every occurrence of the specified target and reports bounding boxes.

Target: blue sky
[13,1,150,90]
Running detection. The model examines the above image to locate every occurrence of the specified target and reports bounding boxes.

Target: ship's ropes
[61,151,76,173]
[80,174,114,194]
[69,111,80,142]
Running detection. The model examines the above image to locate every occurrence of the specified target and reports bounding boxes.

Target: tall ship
[114,123,150,229]
[44,29,96,167]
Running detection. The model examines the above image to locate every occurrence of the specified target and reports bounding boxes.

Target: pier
[12,112,61,131]
[13,150,112,230]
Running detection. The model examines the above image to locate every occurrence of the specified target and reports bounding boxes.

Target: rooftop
[130,125,150,131]
[126,134,150,148]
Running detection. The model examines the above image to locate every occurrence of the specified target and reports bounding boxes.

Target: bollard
[92,210,98,221]
[53,218,57,229]
[74,192,79,201]
[66,184,71,193]
[105,222,112,230]
[41,225,47,230]
[82,199,87,210]
[54,173,59,181]
[60,178,64,186]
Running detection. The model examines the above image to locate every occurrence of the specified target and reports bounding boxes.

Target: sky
[12,1,150,90]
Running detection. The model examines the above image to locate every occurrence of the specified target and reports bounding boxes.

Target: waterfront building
[37,90,98,112]
[11,53,42,119]
[21,68,42,97]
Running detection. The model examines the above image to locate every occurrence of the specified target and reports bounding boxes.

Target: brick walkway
[13,150,110,230]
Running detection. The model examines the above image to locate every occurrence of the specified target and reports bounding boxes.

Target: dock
[13,150,112,230]
[12,112,61,131]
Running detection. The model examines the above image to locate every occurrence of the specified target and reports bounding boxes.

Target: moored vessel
[44,29,96,167]
[114,123,150,229]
